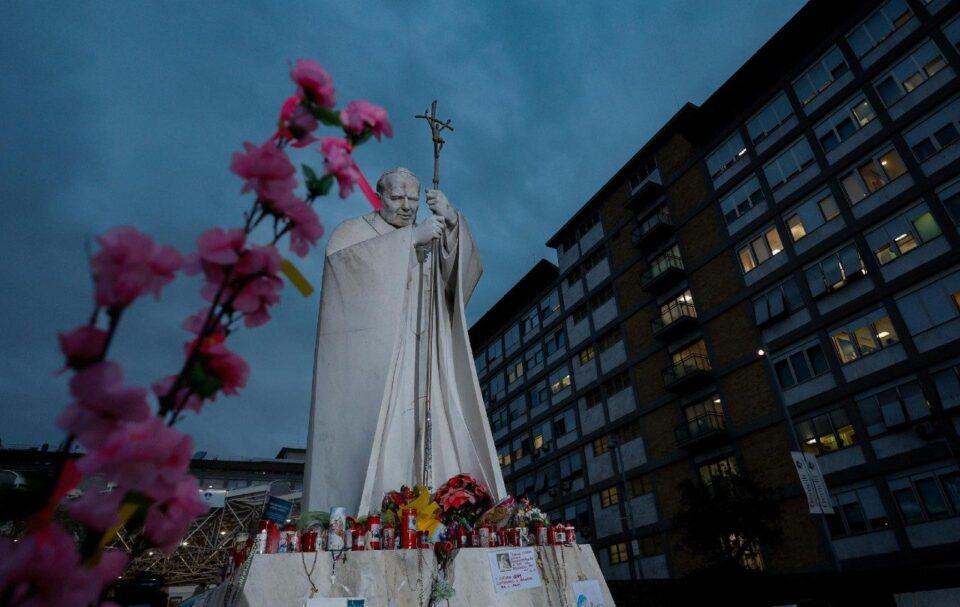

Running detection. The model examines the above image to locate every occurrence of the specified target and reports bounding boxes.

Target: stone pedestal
[235,546,615,606]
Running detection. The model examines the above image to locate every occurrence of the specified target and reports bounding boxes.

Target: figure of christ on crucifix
[302,104,506,516]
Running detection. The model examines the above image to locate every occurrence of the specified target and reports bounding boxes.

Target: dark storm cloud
[0,1,804,457]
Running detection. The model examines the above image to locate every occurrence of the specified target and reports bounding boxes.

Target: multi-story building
[470,0,960,601]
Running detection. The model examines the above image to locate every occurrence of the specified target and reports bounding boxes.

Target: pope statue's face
[378,173,420,228]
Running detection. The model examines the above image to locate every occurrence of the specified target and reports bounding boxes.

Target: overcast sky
[0,1,805,458]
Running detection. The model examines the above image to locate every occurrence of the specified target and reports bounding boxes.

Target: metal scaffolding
[117,485,302,587]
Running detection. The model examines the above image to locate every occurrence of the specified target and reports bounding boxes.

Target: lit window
[600,486,620,508]
[866,202,942,265]
[578,345,596,365]
[873,39,947,107]
[608,542,629,565]
[830,308,900,365]
[698,455,738,485]
[737,226,784,273]
[796,408,857,455]
[548,366,572,395]
[784,189,841,242]
[840,147,908,204]
[815,96,877,153]
[593,435,610,455]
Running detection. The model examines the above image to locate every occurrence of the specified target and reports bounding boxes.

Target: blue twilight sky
[0,1,805,457]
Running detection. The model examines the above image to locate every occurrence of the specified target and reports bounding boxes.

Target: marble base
[235,546,615,606]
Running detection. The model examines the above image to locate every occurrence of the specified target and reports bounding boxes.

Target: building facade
[469,0,960,596]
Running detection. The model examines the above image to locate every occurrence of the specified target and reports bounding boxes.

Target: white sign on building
[791,451,833,514]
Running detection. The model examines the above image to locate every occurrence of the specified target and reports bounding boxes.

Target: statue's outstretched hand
[413,215,445,248]
[426,189,458,228]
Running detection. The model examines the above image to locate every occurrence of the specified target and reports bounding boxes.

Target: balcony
[651,300,698,339]
[640,254,685,292]
[662,353,712,391]
[626,167,663,211]
[632,208,673,250]
[675,412,728,449]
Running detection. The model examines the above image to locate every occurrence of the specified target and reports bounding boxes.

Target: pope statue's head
[376,167,421,229]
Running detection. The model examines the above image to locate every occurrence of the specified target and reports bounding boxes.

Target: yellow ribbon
[281,258,314,297]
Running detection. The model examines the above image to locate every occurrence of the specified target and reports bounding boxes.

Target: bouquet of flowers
[432,474,494,527]
[512,497,549,527]
[381,484,416,518]
[477,496,516,529]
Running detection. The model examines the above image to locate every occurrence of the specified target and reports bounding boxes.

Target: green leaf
[187,359,222,399]
[302,164,318,182]
[349,130,372,147]
[304,102,342,127]
[316,174,334,196]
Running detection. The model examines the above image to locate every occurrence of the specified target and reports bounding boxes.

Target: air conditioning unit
[914,420,939,440]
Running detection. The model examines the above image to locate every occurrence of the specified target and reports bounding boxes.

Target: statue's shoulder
[325,213,381,256]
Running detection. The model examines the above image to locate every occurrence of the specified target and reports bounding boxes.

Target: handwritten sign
[487,547,542,593]
[572,579,606,607]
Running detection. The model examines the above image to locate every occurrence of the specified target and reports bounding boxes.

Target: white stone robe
[303,211,506,515]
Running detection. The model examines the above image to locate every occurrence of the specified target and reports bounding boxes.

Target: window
[608,542,629,565]
[866,202,942,265]
[603,372,630,397]
[474,352,487,375]
[627,475,649,499]
[796,408,857,455]
[719,175,765,225]
[737,226,784,273]
[772,342,831,389]
[490,407,508,432]
[520,307,539,336]
[545,327,567,355]
[578,345,596,365]
[938,178,960,224]
[874,40,948,107]
[628,157,658,192]
[529,384,550,408]
[593,435,610,455]
[847,0,913,57]
[815,97,877,153]
[509,396,527,421]
[577,210,600,238]
[512,436,531,461]
[857,379,930,435]
[497,444,511,467]
[487,339,503,365]
[698,455,738,485]
[553,408,577,437]
[804,243,866,298]
[793,47,849,106]
[904,96,960,162]
[681,396,725,436]
[933,364,960,410]
[615,419,642,444]
[830,308,900,364]
[534,463,559,495]
[524,344,544,370]
[566,266,582,288]
[706,131,748,179]
[482,384,491,407]
[564,500,591,535]
[533,420,553,452]
[897,272,960,335]
[784,189,841,242]
[489,372,506,402]
[597,329,622,352]
[549,365,572,394]
[515,474,535,498]
[890,467,960,525]
[746,92,793,145]
[590,285,614,309]
[764,138,815,189]
[560,452,584,481]
[946,15,960,51]
[670,340,710,372]
[827,487,889,537]
[584,388,603,409]
[506,357,524,384]
[636,534,663,557]
[582,248,607,273]
[572,306,590,324]
[539,289,561,321]
[504,323,521,351]
[840,147,908,203]
[600,486,620,508]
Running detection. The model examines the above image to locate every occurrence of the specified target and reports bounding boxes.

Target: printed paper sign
[791,451,834,514]
[198,489,226,508]
[487,547,542,593]
[263,496,293,524]
[572,579,606,607]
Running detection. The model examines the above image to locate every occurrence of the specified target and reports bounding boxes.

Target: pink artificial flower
[290,59,336,108]
[318,137,360,199]
[77,416,194,503]
[58,325,108,371]
[179,308,215,334]
[196,228,246,265]
[56,362,151,450]
[284,200,324,258]
[340,100,393,141]
[0,523,126,607]
[230,245,284,327]
[143,476,209,553]
[152,374,204,414]
[229,141,298,209]
[91,226,183,309]
[66,489,125,532]
[273,95,319,148]
[198,334,249,395]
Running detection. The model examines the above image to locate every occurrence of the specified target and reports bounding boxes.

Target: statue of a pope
[303,167,506,515]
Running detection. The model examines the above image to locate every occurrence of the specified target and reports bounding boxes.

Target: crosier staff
[414,100,454,489]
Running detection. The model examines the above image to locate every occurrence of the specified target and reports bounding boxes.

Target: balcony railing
[632,208,673,249]
[662,352,712,389]
[651,300,698,337]
[675,412,728,448]
[640,254,685,291]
